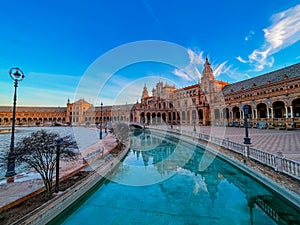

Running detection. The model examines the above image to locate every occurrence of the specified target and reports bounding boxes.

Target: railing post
[244,144,250,158]
[225,137,229,149]
[275,151,283,172]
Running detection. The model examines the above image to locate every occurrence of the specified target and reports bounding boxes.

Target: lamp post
[55,137,63,193]
[5,68,25,177]
[100,102,103,139]
[243,105,251,145]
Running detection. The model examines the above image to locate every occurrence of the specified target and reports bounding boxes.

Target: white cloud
[236,56,249,63]
[238,4,300,71]
[213,61,231,77]
[173,49,205,81]
[173,49,232,81]
[187,49,205,65]
[173,68,193,80]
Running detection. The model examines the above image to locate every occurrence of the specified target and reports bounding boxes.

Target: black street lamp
[243,105,251,145]
[100,102,103,139]
[5,68,25,177]
[55,137,63,193]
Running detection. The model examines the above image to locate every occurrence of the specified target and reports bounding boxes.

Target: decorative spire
[141,84,149,99]
[205,54,210,65]
[202,56,214,81]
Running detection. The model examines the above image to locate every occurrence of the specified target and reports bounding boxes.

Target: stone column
[285,106,288,118]
[270,108,274,118]
[290,106,294,118]
[267,107,270,118]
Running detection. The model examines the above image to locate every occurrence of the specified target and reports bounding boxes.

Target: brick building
[136,58,300,129]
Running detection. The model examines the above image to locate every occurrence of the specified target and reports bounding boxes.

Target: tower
[201,56,215,94]
[200,56,215,125]
[66,98,71,124]
[141,84,149,99]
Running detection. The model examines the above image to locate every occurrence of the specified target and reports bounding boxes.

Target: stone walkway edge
[0,132,119,211]
[12,146,129,225]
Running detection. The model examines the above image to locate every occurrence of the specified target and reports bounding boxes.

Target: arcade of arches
[213,98,300,129]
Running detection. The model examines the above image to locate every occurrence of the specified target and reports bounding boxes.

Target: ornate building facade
[136,57,229,126]
[136,58,300,129]
[0,106,66,126]
[1,58,300,129]
[212,62,300,129]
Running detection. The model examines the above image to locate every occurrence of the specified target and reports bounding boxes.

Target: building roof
[0,106,66,113]
[72,98,92,106]
[175,83,199,92]
[222,62,300,95]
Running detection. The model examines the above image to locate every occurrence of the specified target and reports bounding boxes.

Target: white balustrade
[150,126,300,181]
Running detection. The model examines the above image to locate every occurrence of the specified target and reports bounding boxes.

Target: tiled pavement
[179,125,300,161]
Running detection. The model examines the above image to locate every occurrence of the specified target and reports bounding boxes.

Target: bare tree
[14,130,78,200]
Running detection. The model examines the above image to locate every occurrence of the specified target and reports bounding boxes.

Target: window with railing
[192,98,196,105]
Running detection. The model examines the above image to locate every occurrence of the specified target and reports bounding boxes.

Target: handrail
[149,125,300,181]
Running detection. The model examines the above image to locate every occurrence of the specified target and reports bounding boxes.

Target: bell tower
[201,56,215,95]
[200,56,215,125]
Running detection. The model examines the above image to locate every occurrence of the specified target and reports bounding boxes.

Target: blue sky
[0,0,299,107]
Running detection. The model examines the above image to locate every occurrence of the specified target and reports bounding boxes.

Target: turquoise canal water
[51,132,300,225]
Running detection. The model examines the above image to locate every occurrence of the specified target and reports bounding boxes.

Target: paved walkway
[0,132,118,210]
[172,125,300,161]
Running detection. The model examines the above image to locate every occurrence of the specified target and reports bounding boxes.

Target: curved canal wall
[12,146,129,225]
[150,128,300,209]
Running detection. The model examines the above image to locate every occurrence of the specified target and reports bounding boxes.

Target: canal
[50,131,300,225]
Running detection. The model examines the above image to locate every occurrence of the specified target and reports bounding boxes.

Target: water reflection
[51,131,300,225]
[111,132,300,224]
